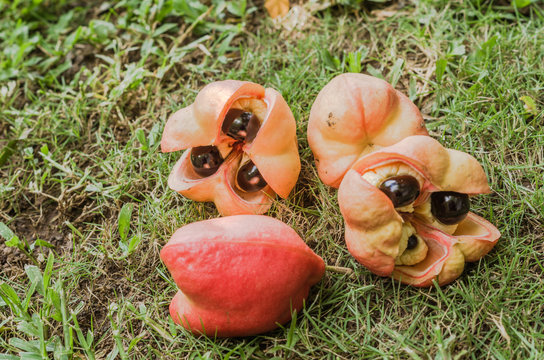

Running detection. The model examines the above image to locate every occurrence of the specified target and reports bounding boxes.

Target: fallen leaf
[265,0,289,18]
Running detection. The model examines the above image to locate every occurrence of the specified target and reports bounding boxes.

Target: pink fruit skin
[307,73,428,188]
[160,215,325,337]
[161,80,300,216]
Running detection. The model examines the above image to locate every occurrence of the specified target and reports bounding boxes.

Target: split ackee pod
[338,136,500,286]
[161,80,300,216]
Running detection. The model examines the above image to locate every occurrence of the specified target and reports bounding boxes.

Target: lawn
[1,0,543,358]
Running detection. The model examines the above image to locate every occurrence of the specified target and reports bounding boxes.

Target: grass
[1,0,543,358]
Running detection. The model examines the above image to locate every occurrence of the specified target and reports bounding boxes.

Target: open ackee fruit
[307,73,428,188]
[161,80,300,216]
[338,136,500,286]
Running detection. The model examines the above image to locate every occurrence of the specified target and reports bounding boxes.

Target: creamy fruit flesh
[361,161,468,268]
[338,135,501,286]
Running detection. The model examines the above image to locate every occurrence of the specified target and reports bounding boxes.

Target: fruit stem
[325,265,355,276]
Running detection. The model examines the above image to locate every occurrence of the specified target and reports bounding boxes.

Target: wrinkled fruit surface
[307,73,428,188]
[338,136,500,286]
[160,215,325,337]
[161,80,300,216]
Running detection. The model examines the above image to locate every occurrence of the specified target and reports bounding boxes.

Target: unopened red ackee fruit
[160,215,325,337]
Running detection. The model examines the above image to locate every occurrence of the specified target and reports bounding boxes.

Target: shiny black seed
[221,109,260,142]
[430,191,470,225]
[190,146,223,177]
[406,235,418,250]
[237,161,267,192]
[379,175,420,208]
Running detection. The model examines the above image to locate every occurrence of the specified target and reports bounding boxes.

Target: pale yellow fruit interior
[395,222,428,266]
[361,162,424,213]
[361,162,460,267]
[230,98,267,126]
[453,216,486,236]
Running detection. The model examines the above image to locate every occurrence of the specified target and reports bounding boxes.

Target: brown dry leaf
[265,0,290,19]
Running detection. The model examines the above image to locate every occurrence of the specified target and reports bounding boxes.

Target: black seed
[430,191,470,225]
[221,109,260,142]
[190,146,223,177]
[379,175,420,208]
[406,235,418,250]
[237,161,267,192]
